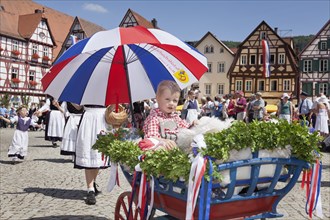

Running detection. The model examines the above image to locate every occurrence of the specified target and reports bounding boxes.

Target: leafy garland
[92,120,322,182]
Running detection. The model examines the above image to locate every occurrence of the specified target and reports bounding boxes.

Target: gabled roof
[0,0,104,57]
[194,31,234,55]
[18,12,43,38]
[77,17,106,37]
[298,19,330,57]
[119,8,157,28]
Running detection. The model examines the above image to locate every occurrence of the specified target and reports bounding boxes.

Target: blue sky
[35,0,329,42]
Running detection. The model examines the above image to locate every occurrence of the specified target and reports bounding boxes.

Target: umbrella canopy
[42,26,208,106]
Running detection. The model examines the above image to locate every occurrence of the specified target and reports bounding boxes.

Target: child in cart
[0,105,40,163]
[141,80,197,151]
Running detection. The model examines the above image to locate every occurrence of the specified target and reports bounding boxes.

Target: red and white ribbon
[186,153,207,220]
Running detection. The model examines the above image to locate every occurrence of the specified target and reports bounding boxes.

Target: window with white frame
[270,54,275,64]
[236,80,243,91]
[320,59,328,72]
[220,48,224,53]
[210,45,214,53]
[218,62,225,73]
[11,68,18,79]
[29,71,35,81]
[207,63,212,73]
[319,83,328,95]
[250,55,256,65]
[217,84,225,95]
[204,46,209,53]
[270,80,277,91]
[258,80,265,91]
[245,80,252,91]
[283,79,291,91]
[32,44,38,54]
[12,40,18,51]
[241,55,247,65]
[43,47,49,57]
[260,31,267,39]
[205,84,212,95]
[303,60,312,72]
[320,41,327,50]
[278,53,285,64]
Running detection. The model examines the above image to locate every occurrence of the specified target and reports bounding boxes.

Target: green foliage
[202,120,322,164]
[93,120,321,182]
[0,93,11,108]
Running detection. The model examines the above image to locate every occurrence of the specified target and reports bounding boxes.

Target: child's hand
[158,139,177,150]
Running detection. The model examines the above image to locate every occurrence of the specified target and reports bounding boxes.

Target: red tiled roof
[0,0,74,57]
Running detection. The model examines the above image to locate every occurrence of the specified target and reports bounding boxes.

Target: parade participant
[246,94,256,123]
[0,104,9,128]
[182,90,200,123]
[277,93,294,123]
[298,92,313,126]
[314,96,329,137]
[142,80,196,150]
[74,104,110,205]
[235,91,247,121]
[60,102,84,157]
[227,94,236,119]
[252,92,265,121]
[0,106,40,162]
[35,96,65,146]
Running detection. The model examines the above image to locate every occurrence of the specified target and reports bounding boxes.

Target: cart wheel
[114,191,156,220]
[115,191,140,220]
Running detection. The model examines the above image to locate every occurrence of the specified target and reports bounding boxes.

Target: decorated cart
[93,119,323,220]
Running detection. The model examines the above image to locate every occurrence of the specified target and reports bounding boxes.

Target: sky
[34,0,329,42]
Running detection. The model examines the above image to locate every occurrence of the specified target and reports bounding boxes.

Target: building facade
[194,32,234,99]
[0,9,55,106]
[299,19,330,97]
[228,21,299,105]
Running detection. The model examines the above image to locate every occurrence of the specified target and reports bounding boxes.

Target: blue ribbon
[199,174,205,220]
[204,159,213,220]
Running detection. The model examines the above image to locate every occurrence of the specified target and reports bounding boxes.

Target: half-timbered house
[228,21,299,105]
[299,19,330,97]
[0,9,56,106]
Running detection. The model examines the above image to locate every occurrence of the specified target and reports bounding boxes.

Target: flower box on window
[42,55,50,61]
[12,50,20,56]
[11,78,20,84]
[29,80,38,86]
[32,53,40,59]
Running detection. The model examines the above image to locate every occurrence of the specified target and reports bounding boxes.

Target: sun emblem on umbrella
[174,69,189,83]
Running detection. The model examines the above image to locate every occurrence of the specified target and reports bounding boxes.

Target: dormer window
[204,45,209,53]
[260,31,267,40]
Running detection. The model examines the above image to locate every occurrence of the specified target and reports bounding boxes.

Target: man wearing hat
[298,91,313,126]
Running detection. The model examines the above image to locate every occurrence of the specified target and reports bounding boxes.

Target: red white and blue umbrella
[42,26,208,106]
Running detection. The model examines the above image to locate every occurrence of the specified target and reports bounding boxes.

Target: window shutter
[318,41,321,50]
[327,38,330,49]
[313,60,319,71]
[299,60,304,72]
[315,83,320,96]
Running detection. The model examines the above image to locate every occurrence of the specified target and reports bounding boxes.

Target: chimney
[35,9,42,14]
[274,27,278,33]
[151,18,158,28]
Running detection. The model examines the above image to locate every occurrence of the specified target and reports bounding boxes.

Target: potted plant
[11,78,20,84]
[12,50,20,56]
[29,80,38,86]
[42,55,50,61]
[32,53,39,59]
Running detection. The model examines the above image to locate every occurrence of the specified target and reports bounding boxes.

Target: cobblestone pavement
[0,128,329,220]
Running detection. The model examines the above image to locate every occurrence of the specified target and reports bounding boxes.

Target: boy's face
[156,88,180,115]
[20,108,28,117]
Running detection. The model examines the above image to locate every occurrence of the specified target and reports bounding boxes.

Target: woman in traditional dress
[60,102,84,157]
[74,105,110,205]
[314,96,329,137]
[182,90,200,123]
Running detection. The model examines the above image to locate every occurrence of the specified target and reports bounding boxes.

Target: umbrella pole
[122,46,136,128]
